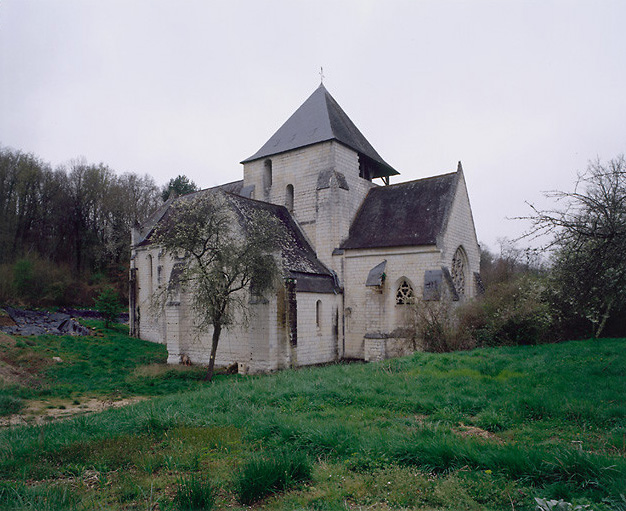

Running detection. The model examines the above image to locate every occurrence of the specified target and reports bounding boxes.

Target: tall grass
[172,474,216,510]
[0,481,78,511]
[235,449,312,504]
[0,391,24,416]
[0,338,623,508]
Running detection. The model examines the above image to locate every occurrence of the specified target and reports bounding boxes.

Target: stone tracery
[396,279,414,305]
[451,246,467,299]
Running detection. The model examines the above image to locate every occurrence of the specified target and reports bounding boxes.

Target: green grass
[235,448,312,504]
[0,321,208,407]
[0,337,624,509]
[173,473,216,510]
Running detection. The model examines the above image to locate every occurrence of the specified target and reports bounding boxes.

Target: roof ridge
[371,171,456,190]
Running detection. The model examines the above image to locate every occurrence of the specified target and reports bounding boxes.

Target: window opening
[396,279,414,305]
[147,254,153,294]
[452,247,467,298]
[316,300,322,328]
[286,184,294,212]
[263,159,273,189]
[358,154,372,181]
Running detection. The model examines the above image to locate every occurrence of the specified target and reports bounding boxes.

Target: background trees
[0,146,160,305]
[151,192,282,381]
[161,174,199,202]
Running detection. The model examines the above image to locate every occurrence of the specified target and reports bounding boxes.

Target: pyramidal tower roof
[242,84,399,179]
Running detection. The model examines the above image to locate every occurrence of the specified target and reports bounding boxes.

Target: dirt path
[0,396,148,427]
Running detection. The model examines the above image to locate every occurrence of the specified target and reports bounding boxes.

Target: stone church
[129,84,481,371]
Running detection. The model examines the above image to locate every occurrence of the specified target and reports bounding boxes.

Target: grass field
[0,328,624,510]
[0,321,209,420]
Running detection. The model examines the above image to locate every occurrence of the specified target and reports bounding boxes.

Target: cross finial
[319,66,325,84]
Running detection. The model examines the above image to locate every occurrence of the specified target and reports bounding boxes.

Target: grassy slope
[0,337,625,510]
[0,321,208,412]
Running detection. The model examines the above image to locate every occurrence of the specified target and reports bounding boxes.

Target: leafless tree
[521,156,626,337]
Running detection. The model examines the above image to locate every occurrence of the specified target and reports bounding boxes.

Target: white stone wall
[342,246,442,359]
[243,143,334,247]
[132,241,340,371]
[163,292,271,372]
[296,292,341,366]
[438,171,481,298]
[315,143,376,271]
[132,245,168,344]
[243,141,376,271]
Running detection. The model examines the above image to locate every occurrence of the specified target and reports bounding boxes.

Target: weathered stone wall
[315,143,376,271]
[243,142,334,247]
[438,170,481,298]
[364,334,415,362]
[132,245,167,344]
[342,246,441,359]
[295,292,341,366]
[243,141,375,272]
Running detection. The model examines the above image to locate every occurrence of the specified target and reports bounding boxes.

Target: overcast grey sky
[1,0,625,251]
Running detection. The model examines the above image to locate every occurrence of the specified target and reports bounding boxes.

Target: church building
[129,84,481,371]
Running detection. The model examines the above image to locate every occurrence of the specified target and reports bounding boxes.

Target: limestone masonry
[130,84,481,371]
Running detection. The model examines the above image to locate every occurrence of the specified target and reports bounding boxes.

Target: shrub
[0,393,24,416]
[7,256,82,306]
[95,287,123,328]
[13,258,38,302]
[235,449,311,505]
[172,474,215,510]
[458,274,552,346]
[410,300,474,353]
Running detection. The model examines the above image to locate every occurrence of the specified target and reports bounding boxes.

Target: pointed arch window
[396,279,414,305]
[286,184,294,212]
[452,246,468,299]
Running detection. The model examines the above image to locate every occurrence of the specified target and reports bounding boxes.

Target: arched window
[263,159,273,189]
[316,299,322,328]
[396,279,414,305]
[452,246,468,299]
[285,184,294,212]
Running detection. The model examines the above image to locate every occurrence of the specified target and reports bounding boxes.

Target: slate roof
[136,187,338,293]
[242,84,399,180]
[224,192,334,278]
[341,172,459,250]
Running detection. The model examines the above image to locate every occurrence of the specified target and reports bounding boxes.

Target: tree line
[0,146,165,304]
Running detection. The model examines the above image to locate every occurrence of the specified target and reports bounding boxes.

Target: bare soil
[0,396,147,427]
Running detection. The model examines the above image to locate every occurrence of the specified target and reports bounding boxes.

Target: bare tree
[151,191,282,381]
[521,156,626,337]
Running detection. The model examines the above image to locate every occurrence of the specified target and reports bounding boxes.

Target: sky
[1,0,625,251]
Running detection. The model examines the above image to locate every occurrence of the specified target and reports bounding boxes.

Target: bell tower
[241,84,399,270]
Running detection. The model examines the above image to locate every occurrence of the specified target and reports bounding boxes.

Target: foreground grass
[0,338,624,509]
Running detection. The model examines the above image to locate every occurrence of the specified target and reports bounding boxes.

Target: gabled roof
[136,187,338,293]
[224,192,333,278]
[341,172,459,250]
[242,84,399,179]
